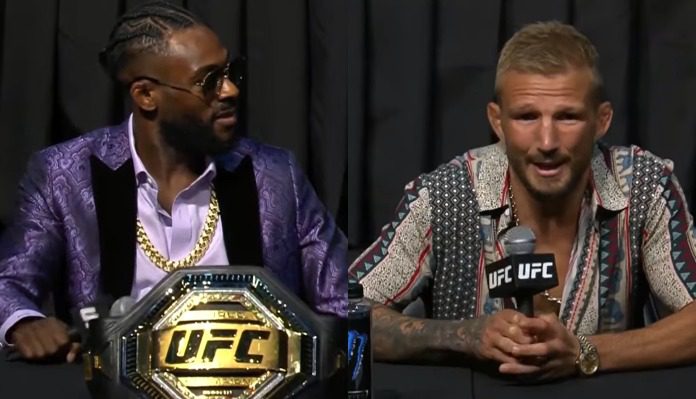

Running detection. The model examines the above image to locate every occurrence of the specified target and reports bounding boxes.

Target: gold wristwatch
[576,334,600,376]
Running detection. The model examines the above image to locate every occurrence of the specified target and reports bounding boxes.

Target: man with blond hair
[349,21,696,380]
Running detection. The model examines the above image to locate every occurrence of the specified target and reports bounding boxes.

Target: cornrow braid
[99,1,203,82]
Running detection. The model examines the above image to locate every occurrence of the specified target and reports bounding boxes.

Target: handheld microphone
[79,303,107,356]
[78,296,136,352]
[485,226,558,317]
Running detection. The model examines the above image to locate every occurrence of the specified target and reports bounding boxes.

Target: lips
[213,109,237,127]
[532,162,563,177]
[214,109,236,119]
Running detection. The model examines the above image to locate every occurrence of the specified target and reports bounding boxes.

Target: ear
[595,101,613,140]
[129,80,158,112]
[487,101,504,142]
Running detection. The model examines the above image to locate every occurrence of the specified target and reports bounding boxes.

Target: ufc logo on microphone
[488,265,513,289]
[517,262,554,280]
[80,307,99,328]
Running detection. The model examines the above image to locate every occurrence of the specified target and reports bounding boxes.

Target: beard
[159,114,235,157]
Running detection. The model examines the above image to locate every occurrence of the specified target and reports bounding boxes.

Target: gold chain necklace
[136,188,220,272]
[507,183,563,306]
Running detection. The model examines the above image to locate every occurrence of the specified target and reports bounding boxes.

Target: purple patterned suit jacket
[0,121,347,329]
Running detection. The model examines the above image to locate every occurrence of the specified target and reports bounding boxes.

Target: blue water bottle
[348,281,372,399]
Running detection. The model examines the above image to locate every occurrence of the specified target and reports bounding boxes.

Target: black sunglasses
[195,56,246,101]
[128,56,246,103]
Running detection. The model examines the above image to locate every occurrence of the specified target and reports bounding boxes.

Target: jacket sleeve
[289,153,348,317]
[0,151,64,330]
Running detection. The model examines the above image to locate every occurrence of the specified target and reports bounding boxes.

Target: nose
[537,116,560,154]
[218,76,240,100]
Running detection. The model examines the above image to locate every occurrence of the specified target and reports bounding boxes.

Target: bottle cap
[348,281,364,299]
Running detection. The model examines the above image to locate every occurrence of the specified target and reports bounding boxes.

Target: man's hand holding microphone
[478,226,583,380]
[5,296,135,364]
[8,317,81,363]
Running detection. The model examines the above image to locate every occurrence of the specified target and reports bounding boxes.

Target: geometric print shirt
[349,142,696,335]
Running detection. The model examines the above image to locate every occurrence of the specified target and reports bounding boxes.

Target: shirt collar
[473,142,628,215]
[127,114,218,189]
[473,142,510,213]
[588,145,629,212]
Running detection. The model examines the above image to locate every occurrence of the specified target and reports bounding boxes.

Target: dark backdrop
[348,0,696,250]
[3,1,696,251]
[0,0,348,232]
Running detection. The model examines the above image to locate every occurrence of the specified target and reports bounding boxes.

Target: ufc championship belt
[80,266,344,399]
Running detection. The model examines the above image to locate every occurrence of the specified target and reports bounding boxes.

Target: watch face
[579,352,599,375]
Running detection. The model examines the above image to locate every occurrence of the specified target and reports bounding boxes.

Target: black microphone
[79,303,107,356]
[78,296,136,353]
[485,226,558,317]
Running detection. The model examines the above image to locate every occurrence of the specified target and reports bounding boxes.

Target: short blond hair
[495,21,603,105]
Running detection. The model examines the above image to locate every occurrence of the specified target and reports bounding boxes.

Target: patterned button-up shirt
[349,142,696,335]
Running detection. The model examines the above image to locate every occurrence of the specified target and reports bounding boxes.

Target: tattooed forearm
[453,316,487,355]
[371,304,489,363]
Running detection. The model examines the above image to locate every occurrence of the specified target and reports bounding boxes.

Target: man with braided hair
[350,21,696,379]
[0,1,346,362]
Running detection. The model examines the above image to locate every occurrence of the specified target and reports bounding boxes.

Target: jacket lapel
[214,155,264,266]
[90,123,137,301]
[89,123,263,303]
